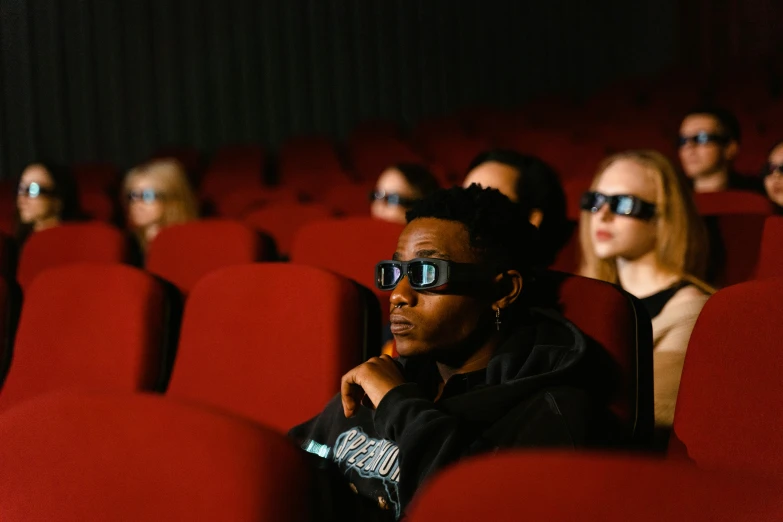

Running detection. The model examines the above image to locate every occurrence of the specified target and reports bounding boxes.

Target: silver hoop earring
[495,309,501,331]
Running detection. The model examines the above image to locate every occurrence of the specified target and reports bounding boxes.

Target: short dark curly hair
[406,184,538,275]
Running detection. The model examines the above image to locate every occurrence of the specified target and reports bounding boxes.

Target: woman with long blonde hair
[123,158,198,252]
[578,150,712,428]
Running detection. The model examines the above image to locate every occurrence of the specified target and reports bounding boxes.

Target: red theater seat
[244,202,333,256]
[704,214,767,287]
[200,145,265,204]
[406,452,783,522]
[756,216,783,279]
[694,191,772,215]
[672,277,783,479]
[0,392,312,522]
[17,222,129,290]
[146,220,269,295]
[323,182,375,217]
[167,264,373,431]
[290,217,405,322]
[213,186,300,218]
[0,264,171,412]
[532,272,654,445]
[79,190,115,222]
[71,162,119,193]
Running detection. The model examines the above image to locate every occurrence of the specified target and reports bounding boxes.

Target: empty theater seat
[17,222,129,289]
[405,452,783,522]
[672,277,783,479]
[146,220,271,295]
[531,271,654,445]
[244,202,334,256]
[0,264,173,412]
[290,217,405,320]
[756,216,783,279]
[0,391,312,522]
[167,264,377,432]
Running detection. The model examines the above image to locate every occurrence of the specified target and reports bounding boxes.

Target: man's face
[387,218,493,359]
[678,114,735,179]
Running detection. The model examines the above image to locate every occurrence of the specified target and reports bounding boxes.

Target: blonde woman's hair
[578,150,713,293]
[123,158,199,248]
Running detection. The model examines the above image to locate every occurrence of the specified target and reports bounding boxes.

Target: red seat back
[704,214,767,286]
[167,264,370,431]
[146,220,269,295]
[323,182,375,217]
[673,278,783,479]
[532,271,654,444]
[0,392,312,522]
[17,222,129,289]
[79,191,115,222]
[0,264,169,412]
[694,191,772,216]
[406,452,783,521]
[213,186,300,219]
[244,202,334,255]
[756,216,783,279]
[290,217,405,322]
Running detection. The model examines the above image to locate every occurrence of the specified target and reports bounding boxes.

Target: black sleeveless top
[640,281,691,320]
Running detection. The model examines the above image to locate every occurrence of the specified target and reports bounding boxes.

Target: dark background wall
[0,0,779,180]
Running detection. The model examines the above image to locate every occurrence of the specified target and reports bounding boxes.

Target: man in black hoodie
[290,185,611,521]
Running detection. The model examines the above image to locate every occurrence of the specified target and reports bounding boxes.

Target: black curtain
[0,0,678,180]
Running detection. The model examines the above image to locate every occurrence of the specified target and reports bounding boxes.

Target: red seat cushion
[0,264,168,412]
[0,391,312,522]
[673,277,783,479]
[406,452,783,521]
[167,264,367,431]
[146,219,268,294]
[756,216,783,279]
[17,222,129,290]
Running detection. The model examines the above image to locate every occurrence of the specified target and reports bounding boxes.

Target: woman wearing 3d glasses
[122,158,198,252]
[291,185,614,521]
[579,150,712,429]
[369,163,440,225]
[15,162,82,243]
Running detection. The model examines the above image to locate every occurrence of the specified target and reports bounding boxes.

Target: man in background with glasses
[677,106,762,194]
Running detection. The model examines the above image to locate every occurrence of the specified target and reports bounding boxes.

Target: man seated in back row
[290,185,617,521]
[678,106,763,193]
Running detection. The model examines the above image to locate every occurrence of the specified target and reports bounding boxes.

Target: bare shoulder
[666,284,710,309]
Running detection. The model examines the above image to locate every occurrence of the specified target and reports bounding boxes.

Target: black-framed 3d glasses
[127,189,166,204]
[17,182,56,199]
[375,258,495,291]
[580,191,657,221]
[762,163,783,177]
[677,131,730,147]
[369,190,417,208]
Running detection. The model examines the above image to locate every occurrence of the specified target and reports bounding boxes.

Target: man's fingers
[341,372,364,418]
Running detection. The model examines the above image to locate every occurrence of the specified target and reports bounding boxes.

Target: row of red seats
[0,274,780,520]
[9,209,783,307]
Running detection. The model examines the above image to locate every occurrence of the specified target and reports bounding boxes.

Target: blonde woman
[578,150,712,428]
[123,158,198,252]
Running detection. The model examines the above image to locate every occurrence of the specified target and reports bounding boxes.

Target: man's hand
[341,355,406,418]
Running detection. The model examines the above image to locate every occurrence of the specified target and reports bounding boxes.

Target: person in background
[579,150,713,429]
[122,158,198,252]
[678,106,761,193]
[463,149,571,267]
[763,140,783,214]
[370,164,440,225]
[15,162,82,244]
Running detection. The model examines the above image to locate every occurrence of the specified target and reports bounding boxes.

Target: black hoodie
[289,307,612,521]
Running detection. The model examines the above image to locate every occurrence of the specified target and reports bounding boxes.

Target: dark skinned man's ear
[491,269,523,312]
